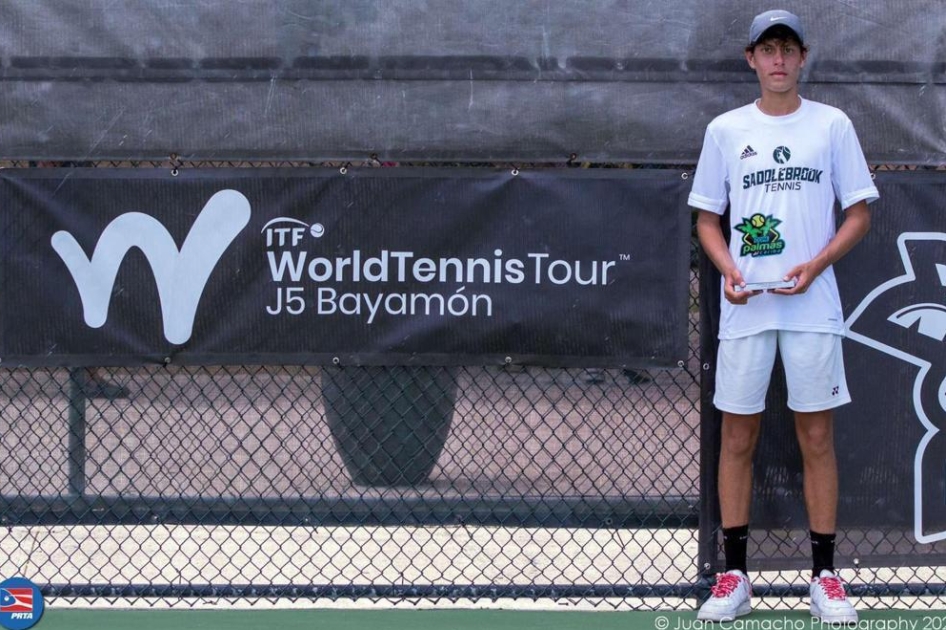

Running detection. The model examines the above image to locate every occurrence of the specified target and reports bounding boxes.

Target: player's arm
[696,210,759,305]
[772,200,871,295]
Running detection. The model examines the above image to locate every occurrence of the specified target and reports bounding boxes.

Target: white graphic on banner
[51,189,251,344]
[845,232,946,543]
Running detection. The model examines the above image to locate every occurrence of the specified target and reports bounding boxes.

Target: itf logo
[0,577,43,630]
[846,233,946,543]
[51,189,251,345]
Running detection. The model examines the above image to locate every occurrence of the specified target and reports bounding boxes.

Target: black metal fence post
[66,369,88,497]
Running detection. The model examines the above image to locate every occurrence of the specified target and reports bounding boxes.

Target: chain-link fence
[0,160,943,611]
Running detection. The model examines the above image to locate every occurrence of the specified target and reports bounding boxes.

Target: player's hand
[771,260,825,295]
[723,269,759,305]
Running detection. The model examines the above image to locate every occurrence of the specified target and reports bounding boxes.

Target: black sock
[811,530,836,579]
[722,524,749,575]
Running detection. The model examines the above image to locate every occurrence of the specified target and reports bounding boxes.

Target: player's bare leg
[719,412,762,527]
[796,409,856,622]
[794,410,837,532]
[698,412,762,621]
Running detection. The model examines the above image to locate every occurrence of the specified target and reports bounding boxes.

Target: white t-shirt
[688,97,879,340]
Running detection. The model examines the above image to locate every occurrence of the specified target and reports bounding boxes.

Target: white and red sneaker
[697,570,752,621]
[810,570,858,624]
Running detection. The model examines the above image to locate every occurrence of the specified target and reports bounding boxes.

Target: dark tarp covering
[0,1,942,163]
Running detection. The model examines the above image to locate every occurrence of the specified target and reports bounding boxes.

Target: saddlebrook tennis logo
[262,218,618,323]
[846,232,946,543]
[51,190,251,345]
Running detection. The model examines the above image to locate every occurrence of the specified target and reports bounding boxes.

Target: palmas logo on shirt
[735,213,786,257]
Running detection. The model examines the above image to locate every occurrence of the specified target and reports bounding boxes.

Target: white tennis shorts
[714,330,850,414]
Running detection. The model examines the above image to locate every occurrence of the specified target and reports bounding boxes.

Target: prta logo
[51,189,251,345]
[0,577,44,630]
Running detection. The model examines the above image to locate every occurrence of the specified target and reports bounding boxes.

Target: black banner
[700,171,946,571]
[0,168,690,368]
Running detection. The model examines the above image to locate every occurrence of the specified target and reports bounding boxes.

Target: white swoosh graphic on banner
[51,189,251,345]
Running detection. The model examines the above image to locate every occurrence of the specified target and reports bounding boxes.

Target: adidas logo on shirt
[740,145,758,160]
